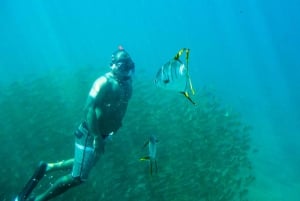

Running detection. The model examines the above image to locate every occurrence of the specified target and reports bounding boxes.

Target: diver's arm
[83,96,94,117]
[85,103,105,153]
[84,76,107,135]
[85,101,100,135]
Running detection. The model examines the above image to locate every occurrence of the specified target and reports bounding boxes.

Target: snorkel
[110,46,135,80]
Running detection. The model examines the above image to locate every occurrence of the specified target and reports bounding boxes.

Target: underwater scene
[0,0,299,201]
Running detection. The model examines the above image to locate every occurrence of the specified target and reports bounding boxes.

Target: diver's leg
[34,122,99,201]
[46,159,74,172]
[155,160,158,174]
[34,174,82,201]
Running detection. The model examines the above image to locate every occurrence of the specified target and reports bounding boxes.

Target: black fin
[142,140,149,149]
[150,160,153,175]
[15,161,47,201]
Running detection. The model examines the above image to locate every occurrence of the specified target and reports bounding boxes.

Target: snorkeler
[15,46,135,201]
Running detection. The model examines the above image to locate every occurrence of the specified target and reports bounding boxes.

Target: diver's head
[110,46,135,79]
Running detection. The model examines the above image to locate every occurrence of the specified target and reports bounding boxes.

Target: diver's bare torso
[92,72,132,137]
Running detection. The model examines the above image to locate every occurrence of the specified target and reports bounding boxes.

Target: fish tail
[180,91,196,105]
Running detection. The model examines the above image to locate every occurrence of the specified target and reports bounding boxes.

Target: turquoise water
[1,0,299,200]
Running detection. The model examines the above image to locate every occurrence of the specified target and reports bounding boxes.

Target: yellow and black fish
[140,135,158,175]
[154,48,196,105]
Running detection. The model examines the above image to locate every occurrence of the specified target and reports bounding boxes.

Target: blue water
[1,0,299,200]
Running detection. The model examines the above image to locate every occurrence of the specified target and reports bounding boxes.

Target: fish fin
[150,160,153,175]
[150,160,158,175]
[188,77,195,95]
[140,156,150,161]
[180,91,196,105]
[142,140,149,149]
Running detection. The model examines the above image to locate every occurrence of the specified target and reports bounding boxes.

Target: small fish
[140,135,158,175]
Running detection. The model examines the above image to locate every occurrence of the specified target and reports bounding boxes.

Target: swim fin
[14,161,47,201]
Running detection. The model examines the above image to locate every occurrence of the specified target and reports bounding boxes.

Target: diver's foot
[15,162,47,201]
[26,196,36,201]
[14,196,21,201]
[14,195,36,201]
